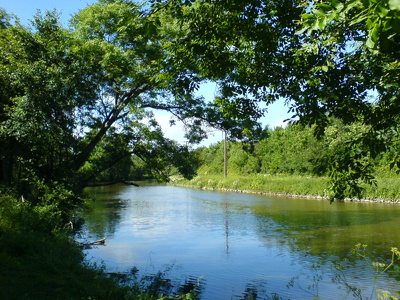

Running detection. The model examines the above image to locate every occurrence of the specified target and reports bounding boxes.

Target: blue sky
[0,0,95,26]
[0,0,292,145]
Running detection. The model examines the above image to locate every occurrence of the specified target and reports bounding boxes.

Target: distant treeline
[195,121,399,179]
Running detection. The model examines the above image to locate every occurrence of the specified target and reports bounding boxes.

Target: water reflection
[79,185,400,299]
[80,185,128,238]
[253,199,400,259]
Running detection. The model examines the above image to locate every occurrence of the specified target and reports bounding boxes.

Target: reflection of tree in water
[251,199,400,260]
[80,186,129,238]
[245,200,400,299]
[232,280,285,300]
[143,273,204,298]
[109,265,206,299]
[128,269,278,300]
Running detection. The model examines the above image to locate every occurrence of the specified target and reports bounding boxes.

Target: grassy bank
[0,195,198,300]
[0,196,131,299]
[171,174,400,202]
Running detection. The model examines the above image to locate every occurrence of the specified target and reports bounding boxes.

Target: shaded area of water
[79,185,400,299]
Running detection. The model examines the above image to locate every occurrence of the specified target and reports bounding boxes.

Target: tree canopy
[154,0,400,199]
[1,0,400,209]
[0,2,260,210]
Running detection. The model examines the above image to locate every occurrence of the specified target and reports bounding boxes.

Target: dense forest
[1,0,400,298]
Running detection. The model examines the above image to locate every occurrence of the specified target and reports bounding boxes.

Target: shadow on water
[251,199,400,260]
[80,185,129,239]
[105,264,206,299]
[109,265,289,300]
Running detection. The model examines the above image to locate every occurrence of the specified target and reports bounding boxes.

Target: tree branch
[85,180,139,187]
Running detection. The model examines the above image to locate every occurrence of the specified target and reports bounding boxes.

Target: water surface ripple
[80,185,400,299]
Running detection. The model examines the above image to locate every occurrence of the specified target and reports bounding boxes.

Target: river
[78,184,400,299]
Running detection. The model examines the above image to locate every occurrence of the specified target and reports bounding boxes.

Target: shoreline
[172,183,400,204]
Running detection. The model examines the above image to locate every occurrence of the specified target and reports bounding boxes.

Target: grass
[171,173,400,202]
[172,174,329,197]
[0,230,131,299]
[365,177,400,200]
[0,195,199,300]
[0,195,131,300]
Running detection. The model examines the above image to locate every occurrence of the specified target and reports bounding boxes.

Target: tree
[291,0,400,197]
[152,0,400,198]
[0,2,246,208]
[0,10,94,201]
[154,0,302,120]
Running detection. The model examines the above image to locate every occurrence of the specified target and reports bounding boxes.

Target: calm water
[79,184,400,299]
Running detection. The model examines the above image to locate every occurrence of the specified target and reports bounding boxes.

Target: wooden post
[224,131,227,177]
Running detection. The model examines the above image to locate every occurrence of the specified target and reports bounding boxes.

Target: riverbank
[0,196,132,299]
[171,174,400,203]
[0,195,197,299]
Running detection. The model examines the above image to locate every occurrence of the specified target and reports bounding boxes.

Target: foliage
[344,244,400,299]
[256,124,328,175]
[293,0,400,197]
[197,124,328,177]
[192,121,400,200]
[0,193,128,299]
[324,121,377,199]
[286,244,400,300]
[155,0,302,117]
[151,0,400,198]
[3,0,400,212]
[196,143,225,175]
[0,196,62,235]
[0,2,237,217]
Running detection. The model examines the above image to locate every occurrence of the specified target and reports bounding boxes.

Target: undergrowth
[0,195,199,299]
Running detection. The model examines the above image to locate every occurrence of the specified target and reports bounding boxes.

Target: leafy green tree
[0,11,96,203]
[197,143,225,175]
[291,0,400,197]
[256,125,327,175]
[324,120,377,199]
[227,142,261,175]
[155,0,302,121]
[0,2,238,211]
[153,0,400,198]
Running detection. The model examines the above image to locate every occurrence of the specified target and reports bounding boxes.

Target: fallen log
[89,238,106,245]
[72,238,106,246]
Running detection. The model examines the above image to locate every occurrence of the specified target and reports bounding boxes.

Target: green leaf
[329,0,341,8]
[295,26,309,35]
[316,3,334,12]
[301,13,316,20]
[344,0,362,13]
[318,16,328,29]
[382,19,393,31]
[313,9,326,17]
[389,0,400,10]
[349,14,370,26]
[312,19,321,31]
[390,17,400,33]
[376,4,390,17]
[367,22,380,48]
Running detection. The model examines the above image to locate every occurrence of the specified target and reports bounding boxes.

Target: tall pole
[224,131,227,177]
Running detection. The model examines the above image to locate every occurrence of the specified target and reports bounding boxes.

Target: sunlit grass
[172,174,329,197]
[172,174,400,202]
